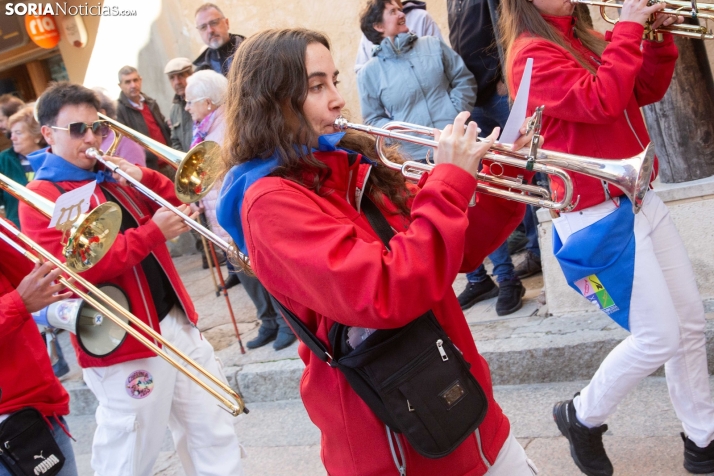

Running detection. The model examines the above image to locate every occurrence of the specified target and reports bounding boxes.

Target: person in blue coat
[357,0,476,162]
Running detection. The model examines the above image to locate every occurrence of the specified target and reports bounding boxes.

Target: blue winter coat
[357,32,477,160]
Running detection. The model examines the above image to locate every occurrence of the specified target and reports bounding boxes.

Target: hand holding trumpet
[619,0,685,29]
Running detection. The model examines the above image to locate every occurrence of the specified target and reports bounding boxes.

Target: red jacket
[0,220,70,417]
[19,167,197,368]
[242,150,525,475]
[507,18,678,211]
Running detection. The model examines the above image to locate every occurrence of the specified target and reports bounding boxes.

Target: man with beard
[192,3,245,77]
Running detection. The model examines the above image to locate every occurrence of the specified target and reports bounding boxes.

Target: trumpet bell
[175,141,221,203]
[630,145,655,213]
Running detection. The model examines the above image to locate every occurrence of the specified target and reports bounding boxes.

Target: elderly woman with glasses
[0,106,45,228]
[185,69,297,351]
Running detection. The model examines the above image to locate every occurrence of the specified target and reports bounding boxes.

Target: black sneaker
[457,277,499,310]
[246,325,279,350]
[495,279,525,316]
[553,398,613,476]
[514,251,542,279]
[682,432,714,474]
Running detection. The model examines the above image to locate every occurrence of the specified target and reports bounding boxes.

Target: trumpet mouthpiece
[333,117,348,131]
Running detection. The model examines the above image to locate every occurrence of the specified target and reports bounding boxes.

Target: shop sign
[25,14,59,49]
[0,14,28,54]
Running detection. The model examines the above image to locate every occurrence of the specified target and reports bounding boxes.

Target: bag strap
[273,299,334,365]
[361,196,395,249]
[273,195,397,364]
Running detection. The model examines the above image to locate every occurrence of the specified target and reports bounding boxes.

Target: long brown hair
[222,28,412,214]
[498,0,607,87]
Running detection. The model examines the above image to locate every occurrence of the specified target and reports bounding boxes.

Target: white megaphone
[32,285,130,357]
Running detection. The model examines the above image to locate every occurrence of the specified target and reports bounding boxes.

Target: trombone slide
[0,220,248,416]
[85,148,247,264]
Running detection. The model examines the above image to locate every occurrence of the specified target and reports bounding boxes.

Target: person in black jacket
[448,0,529,317]
[115,65,172,176]
[192,3,245,76]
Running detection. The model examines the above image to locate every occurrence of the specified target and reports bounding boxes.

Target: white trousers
[83,306,244,476]
[556,193,714,448]
[484,431,538,475]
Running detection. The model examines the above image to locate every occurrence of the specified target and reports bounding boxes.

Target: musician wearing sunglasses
[499,0,714,474]
[216,29,538,475]
[192,3,245,76]
[19,83,244,476]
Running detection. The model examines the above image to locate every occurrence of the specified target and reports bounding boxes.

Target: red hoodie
[242,150,525,475]
[0,220,69,417]
[507,18,678,211]
[19,167,197,369]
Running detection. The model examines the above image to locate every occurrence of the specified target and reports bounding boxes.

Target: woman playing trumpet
[217,28,539,475]
[499,0,714,474]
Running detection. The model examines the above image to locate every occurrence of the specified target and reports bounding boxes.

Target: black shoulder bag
[275,197,488,459]
[0,408,65,476]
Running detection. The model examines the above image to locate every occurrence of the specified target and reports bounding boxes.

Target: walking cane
[196,213,246,354]
[207,240,246,354]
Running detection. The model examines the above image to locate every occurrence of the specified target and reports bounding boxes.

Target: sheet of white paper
[499,58,533,144]
[49,180,96,229]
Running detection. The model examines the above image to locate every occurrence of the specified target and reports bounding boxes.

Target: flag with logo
[552,197,636,330]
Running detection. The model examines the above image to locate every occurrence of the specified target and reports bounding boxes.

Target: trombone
[334,116,655,214]
[99,113,221,203]
[84,148,247,265]
[0,172,122,271]
[0,219,248,416]
[570,0,714,40]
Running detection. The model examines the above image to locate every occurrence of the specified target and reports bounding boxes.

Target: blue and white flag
[553,197,636,330]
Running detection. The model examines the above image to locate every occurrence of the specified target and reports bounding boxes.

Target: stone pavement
[57,250,714,474]
[65,377,713,475]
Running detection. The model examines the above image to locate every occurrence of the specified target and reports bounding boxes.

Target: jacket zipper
[108,186,192,330]
[475,428,492,469]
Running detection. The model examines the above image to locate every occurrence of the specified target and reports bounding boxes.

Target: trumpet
[99,113,221,203]
[84,148,247,265]
[0,172,122,271]
[0,219,248,416]
[334,117,655,214]
[571,0,714,40]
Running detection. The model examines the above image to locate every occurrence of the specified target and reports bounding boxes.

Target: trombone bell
[98,113,221,203]
[0,171,122,271]
[176,141,222,203]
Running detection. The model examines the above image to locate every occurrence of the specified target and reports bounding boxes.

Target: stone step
[65,309,714,415]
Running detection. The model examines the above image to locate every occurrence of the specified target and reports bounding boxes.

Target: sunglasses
[51,121,110,139]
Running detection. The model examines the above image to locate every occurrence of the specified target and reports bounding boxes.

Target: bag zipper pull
[407,400,415,412]
[436,339,448,361]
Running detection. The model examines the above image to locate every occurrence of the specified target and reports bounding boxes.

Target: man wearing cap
[165,58,194,152]
[192,3,245,76]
